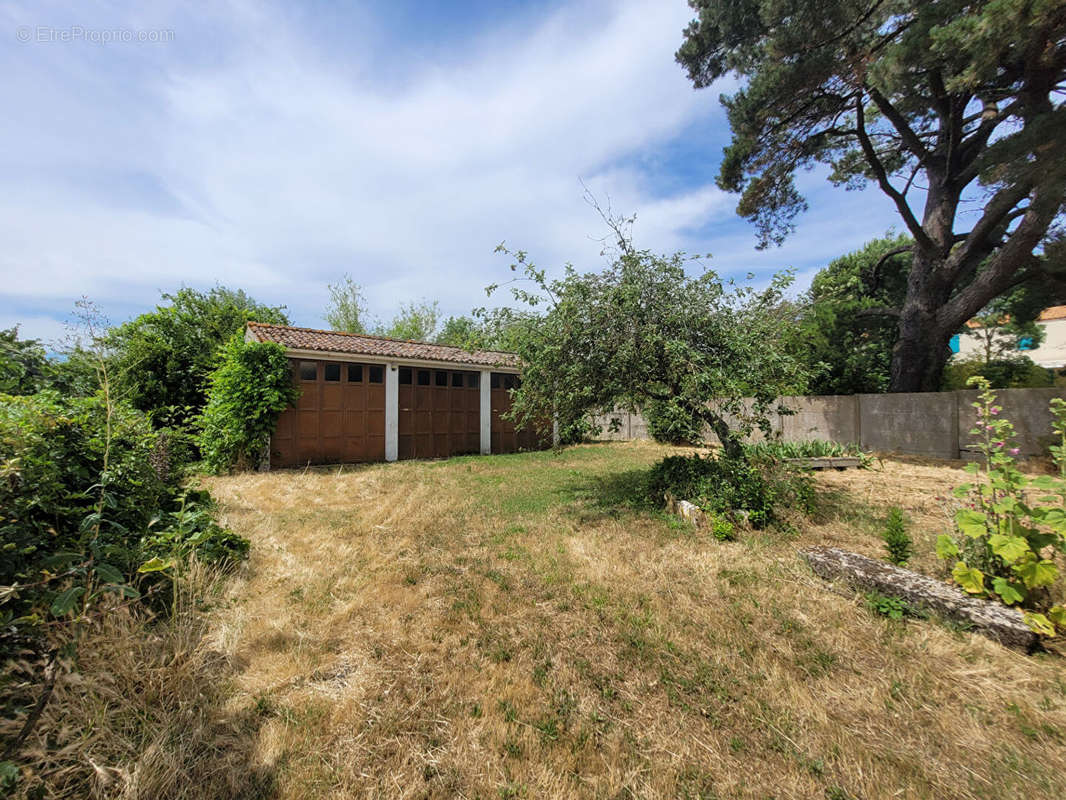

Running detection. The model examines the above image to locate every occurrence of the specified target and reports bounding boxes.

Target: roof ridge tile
[245,322,520,369]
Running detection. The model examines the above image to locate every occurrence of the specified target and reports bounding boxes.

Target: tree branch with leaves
[489,241,809,459]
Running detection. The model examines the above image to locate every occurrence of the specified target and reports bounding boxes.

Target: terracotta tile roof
[246,322,520,369]
[967,305,1066,328]
[1039,305,1066,321]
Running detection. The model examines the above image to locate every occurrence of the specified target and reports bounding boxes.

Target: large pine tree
[677,0,1066,391]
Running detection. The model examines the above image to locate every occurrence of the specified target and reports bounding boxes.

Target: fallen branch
[800,546,1039,651]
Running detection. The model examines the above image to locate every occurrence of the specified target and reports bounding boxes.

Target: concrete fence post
[853,394,863,449]
[951,391,961,459]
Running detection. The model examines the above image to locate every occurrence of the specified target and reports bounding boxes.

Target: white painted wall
[956,317,1066,369]
[480,369,492,454]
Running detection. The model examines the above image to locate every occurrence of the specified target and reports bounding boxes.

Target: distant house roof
[966,305,1066,329]
[245,322,521,369]
[1039,305,1066,322]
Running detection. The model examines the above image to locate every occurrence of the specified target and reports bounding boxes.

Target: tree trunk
[889,252,955,392]
[706,413,745,461]
[889,313,953,392]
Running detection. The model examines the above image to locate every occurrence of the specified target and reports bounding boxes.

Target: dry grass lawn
[199,441,1066,800]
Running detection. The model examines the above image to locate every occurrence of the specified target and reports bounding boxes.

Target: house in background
[952,305,1066,370]
[245,322,546,468]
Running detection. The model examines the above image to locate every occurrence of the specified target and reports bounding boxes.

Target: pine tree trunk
[889,253,954,393]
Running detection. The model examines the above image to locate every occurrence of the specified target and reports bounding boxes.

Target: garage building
[245,322,546,468]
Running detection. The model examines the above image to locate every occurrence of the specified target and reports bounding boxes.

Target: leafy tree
[48,344,101,397]
[678,0,1066,392]
[436,315,482,347]
[434,310,538,353]
[324,274,370,334]
[942,354,1052,389]
[199,336,299,473]
[796,234,913,395]
[374,299,441,342]
[491,242,808,459]
[0,327,51,395]
[797,235,1061,393]
[107,286,288,427]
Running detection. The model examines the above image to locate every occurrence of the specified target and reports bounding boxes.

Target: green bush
[142,489,249,568]
[649,452,819,529]
[882,507,913,566]
[707,513,736,542]
[0,392,169,611]
[199,337,299,473]
[942,355,1052,390]
[648,454,776,528]
[744,439,870,465]
[0,391,248,646]
[644,398,704,445]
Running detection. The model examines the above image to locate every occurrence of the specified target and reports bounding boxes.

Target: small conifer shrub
[882,507,912,566]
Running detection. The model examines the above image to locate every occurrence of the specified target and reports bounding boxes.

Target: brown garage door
[271,359,386,467]
[399,367,480,459]
[490,372,544,453]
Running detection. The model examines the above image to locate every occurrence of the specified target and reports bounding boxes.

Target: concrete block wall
[857,392,959,459]
[595,387,1066,460]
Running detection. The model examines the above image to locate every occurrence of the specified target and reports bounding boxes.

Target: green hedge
[0,392,169,600]
[0,391,249,640]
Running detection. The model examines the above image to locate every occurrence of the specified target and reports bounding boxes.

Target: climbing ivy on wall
[199,336,299,473]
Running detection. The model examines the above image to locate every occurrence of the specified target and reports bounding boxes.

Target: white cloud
[0,0,905,344]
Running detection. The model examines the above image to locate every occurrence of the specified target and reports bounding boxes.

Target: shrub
[644,398,704,445]
[0,391,248,629]
[648,454,777,528]
[744,439,870,466]
[942,354,1052,390]
[882,507,913,566]
[0,391,169,624]
[199,337,299,473]
[141,489,249,569]
[707,513,736,542]
[935,378,1066,636]
[0,390,250,789]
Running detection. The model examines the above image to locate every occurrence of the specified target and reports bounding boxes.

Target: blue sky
[1,0,906,344]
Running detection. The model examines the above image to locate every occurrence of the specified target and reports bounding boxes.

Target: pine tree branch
[855,97,933,250]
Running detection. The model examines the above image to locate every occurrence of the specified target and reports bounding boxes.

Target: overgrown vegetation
[0,306,249,795]
[199,336,299,474]
[936,378,1066,636]
[744,439,870,465]
[106,286,289,432]
[0,391,168,625]
[1,562,268,800]
[647,452,815,529]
